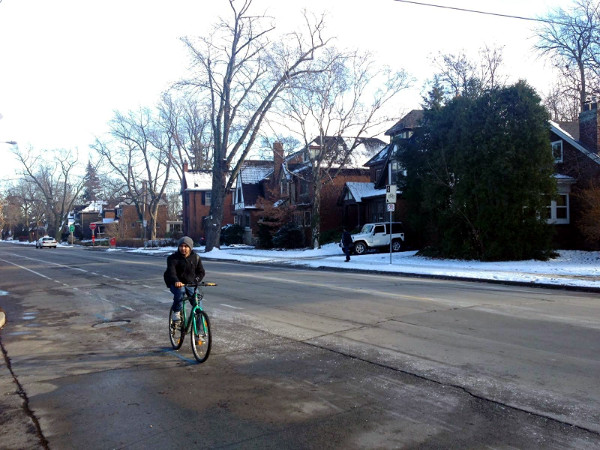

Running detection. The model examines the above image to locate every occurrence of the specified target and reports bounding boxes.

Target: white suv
[351,222,405,255]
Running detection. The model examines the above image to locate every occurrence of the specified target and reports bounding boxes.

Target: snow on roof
[364,143,393,167]
[81,200,106,212]
[344,138,387,168]
[346,182,385,202]
[240,165,272,184]
[550,120,600,165]
[184,171,212,190]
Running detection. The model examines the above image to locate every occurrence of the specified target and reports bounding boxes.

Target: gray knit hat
[177,236,194,249]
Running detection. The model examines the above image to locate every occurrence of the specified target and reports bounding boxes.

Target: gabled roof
[550,121,600,165]
[239,161,272,184]
[184,171,212,191]
[364,143,394,167]
[385,110,424,136]
[345,182,385,202]
[288,136,386,169]
[81,200,107,213]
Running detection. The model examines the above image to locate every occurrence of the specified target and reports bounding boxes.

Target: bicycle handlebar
[184,282,217,287]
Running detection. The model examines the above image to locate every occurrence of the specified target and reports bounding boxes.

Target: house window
[204,192,211,206]
[304,211,311,227]
[552,140,563,163]
[293,212,303,227]
[300,180,309,196]
[546,194,569,224]
[280,179,289,196]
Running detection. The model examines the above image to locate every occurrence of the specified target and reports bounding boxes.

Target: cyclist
[164,236,205,323]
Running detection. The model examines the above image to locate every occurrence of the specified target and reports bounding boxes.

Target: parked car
[36,236,58,249]
[350,222,405,255]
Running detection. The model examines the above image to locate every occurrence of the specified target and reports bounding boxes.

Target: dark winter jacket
[341,231,353,247]
[163,250,205,287]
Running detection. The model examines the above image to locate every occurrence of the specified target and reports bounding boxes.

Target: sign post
[69,224,75,245]
[90,223,97,247]
[386,184,397,264]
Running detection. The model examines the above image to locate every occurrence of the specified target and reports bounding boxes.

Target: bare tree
[432,46,506,100]
[535,0,600,110]
[276,49,411,248]
[159,93,213,182]
[92,108,174,241]
[177,0,332,251]
[12,147,86,240]
[478,45,507,89]
[544,80,581,121]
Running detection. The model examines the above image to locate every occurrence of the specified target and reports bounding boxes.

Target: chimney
[273,141,284,175]
[579,101,600,154]
[183,161,189,172]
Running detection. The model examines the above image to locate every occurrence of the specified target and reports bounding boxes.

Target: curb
[84,246,600,295]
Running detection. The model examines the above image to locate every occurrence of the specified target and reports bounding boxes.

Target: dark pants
[343,246,351,261]
[169,285,195,312]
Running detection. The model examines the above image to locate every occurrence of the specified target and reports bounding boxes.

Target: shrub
[320,228,342,246]
[272,223,304,249]
[257,223,274,249]
[220,224,244,245]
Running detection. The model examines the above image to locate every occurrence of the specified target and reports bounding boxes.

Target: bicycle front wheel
[168,306,185,350]
[191,310,212,363]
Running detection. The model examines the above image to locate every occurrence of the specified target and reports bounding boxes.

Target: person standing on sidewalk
[341,228,353,262]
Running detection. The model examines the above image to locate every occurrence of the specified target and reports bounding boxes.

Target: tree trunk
[204,164,227,252]
[311,177,322,249]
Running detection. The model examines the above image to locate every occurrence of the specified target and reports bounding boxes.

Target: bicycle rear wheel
[191,310,211,363]
[168,306,185,350]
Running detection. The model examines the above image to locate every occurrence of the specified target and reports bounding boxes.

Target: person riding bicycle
[164,236,205,323]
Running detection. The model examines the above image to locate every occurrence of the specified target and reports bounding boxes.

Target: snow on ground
[128,242,600,290]
[5,240,600,290]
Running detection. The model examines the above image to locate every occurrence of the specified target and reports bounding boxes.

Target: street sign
[89,223,97,230]
[386,185,397,204]
[386,203,395,212]
[69,225,75,233]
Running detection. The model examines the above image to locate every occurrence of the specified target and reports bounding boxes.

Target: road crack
[0,335,50,449]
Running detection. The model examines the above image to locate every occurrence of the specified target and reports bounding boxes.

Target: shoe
[171,311,181,322]
[345,259,350,262]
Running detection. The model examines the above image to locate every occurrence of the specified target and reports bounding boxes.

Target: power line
[393,0,559,25]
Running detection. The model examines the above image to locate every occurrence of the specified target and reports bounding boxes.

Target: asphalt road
[1,243,599,449]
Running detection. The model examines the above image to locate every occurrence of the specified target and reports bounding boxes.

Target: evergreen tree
[421,75,445,111]
[82,161,101,203]
[400,81,556,261]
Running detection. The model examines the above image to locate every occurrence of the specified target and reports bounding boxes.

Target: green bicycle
[168,281,215,363]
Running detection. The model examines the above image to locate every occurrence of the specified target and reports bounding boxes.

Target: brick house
[73,199,168,240]
[338,110,423,229]
[232,137,386,245]
[181,164,235,243]
[341,105,600,250]
[550,101,600,249]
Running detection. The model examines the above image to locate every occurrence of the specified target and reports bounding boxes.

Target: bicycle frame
[180,284,205,335]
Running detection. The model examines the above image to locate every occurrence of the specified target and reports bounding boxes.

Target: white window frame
[552,140,563,163]
[546,193,569,225]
